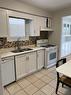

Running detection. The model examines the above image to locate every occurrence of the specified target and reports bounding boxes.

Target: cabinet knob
[1,59,4,61]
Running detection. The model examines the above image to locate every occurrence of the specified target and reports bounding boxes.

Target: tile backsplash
[0,37,7,48]
[0,32,48,49]
[0,37,40,48]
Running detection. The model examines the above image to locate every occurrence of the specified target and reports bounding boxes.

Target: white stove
[37,39,57,68]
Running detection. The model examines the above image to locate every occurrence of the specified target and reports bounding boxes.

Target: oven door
[48,51,57,64]
[45,48,57,68]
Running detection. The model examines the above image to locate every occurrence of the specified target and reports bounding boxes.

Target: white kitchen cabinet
[15,54,27,80]
[30,16,40,36]
[15,52,37,80]
[26,52,36,74]
[37,49,45,70]
[1,57,15,86]
[30,16,47,36]
[39,17,46,29]
[0,9,8,37]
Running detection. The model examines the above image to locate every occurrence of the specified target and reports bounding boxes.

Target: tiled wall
[0,37,40,48]
[0,32,48,49]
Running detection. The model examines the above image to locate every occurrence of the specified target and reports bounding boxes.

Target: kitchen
[0,0,71,95]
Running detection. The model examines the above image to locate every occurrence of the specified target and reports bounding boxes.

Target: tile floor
[4,66,71,95]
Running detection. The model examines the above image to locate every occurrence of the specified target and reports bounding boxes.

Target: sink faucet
[16,38,21,51]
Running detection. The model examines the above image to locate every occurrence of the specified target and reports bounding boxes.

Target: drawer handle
[1,59,4,61]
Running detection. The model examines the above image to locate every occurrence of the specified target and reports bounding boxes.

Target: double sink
[12,48,33,53]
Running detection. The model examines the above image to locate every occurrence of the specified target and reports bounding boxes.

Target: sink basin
[22,48,33,51]
[11,48,33,53]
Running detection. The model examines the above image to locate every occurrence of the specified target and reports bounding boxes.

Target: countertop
[1,47,44,58]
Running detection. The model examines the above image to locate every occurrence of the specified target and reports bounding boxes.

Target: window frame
[7,16,29,41]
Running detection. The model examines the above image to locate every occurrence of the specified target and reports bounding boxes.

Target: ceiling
[17,0,71,11]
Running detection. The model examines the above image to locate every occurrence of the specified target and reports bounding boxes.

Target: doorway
[61,16,71,57]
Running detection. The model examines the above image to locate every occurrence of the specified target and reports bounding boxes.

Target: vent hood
[40,27,53,31]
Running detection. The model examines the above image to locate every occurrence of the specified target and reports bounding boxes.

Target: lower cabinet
[26,51,37,74]
[15,54,26,80]
[37,50,45,70]
[1,49,45,84]
[1,57,15,86]
[15,51,37,80]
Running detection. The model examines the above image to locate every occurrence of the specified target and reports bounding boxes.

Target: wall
[49,7,71,59]
[0,57,3,95]
[0,0,51,17]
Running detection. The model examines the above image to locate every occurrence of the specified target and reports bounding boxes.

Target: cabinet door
[15,54,26,80]
[0,9,8,37]
[40,17,46,29]
[1,57,15,86]
[34,16,40,36]
[30,16,40,36]
[26,52,37,74]
[37,50,44,70]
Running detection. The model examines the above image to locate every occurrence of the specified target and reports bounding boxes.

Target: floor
[4,66,71,95]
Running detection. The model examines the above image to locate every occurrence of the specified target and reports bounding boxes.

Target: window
[9,17,25,38]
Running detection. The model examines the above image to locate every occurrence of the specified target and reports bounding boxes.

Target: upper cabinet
[29,16,53,36]
[30,16,40,36]
[39,17,46,29]
[0,9,8,37]
[40,17,53,31]
[29,16,47,36]
[0,9,53,38]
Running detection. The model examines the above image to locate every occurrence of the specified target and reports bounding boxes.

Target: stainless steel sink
[11,48,33,53]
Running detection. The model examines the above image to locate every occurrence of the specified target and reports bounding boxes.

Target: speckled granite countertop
[1,47,45,58]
